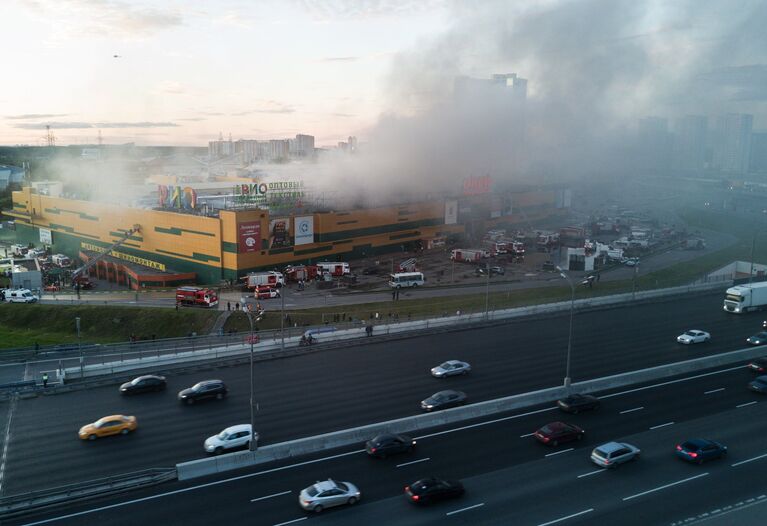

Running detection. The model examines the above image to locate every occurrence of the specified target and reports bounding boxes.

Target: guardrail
[176,341,763,481]
[0,467,176,520]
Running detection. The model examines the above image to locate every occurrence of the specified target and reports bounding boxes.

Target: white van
[7,289,39,303]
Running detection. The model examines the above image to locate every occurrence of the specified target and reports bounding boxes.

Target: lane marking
[520,432,536,438]
[273,518,307,526]
[251,490,291,503]
[0,393,18,494]
[600,365,744,399]
[669,494,767,526]
[545,448,574,457]
[619,406,644,414]
[577,469,605,479]
[446,503,485,516]
[416,406,557,440]
[396,457,430,468]
[622,473,709,501]
[736,401,757,408]
[537,508,594,526]
[649,421,675,430]
[704,388,725,394]
[731,452,767,467]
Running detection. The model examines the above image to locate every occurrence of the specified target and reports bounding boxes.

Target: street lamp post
[280,286,285,351]
[632,260,640,300]
[76,316,83,378]
[556,267,574,389]
[245,307,256,452]
[484,261,490,319]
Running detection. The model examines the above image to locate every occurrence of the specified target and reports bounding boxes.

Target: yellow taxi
[78,415,137,440]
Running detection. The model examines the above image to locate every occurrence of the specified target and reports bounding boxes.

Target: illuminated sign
[80,242,167,271]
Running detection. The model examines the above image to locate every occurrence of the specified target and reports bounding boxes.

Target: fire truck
[450,249,484,263]
[316,262,350,276]
[176,286,219,308]
[284,265,319,282]
[244,271,285,289]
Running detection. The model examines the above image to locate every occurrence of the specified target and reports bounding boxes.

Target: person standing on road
[227,301,231,311]
[392,289,396,301]
[42,372,48,388]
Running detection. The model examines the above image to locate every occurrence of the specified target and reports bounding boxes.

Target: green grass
[0,304,220,349]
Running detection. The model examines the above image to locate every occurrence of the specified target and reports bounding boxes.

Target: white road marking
[396,457,430,468]
[731,452,767,467]
[623,473,709,501]
[520,432,535,438]
[650,421,675,430]
[704,388,725,394]
[545,448,574,457]
[619,406,644,414]
[251,490,291,503]
[669,494,767,526]
[736,401,757,408]
[600,365,744,399]
[416,406,557,440]
[445,503,485,516]
[577,469,605,479]
[272,518,307,526]
[0,393,18,494]
[537,508,595,526]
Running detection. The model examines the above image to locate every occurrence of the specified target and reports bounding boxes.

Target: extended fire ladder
[72,224,142,279]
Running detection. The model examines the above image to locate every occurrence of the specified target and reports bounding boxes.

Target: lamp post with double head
[556,266,575,389]
[245,305,256,452]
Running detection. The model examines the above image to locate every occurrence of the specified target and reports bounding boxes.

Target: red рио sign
[463,176,492,195]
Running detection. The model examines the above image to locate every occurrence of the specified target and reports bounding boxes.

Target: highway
[10,364,767,525]
[1,291,764,497]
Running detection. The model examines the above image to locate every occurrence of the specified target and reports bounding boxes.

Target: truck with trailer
[176,286,219,308]
[244,271,285,289]
[723,282,767,313]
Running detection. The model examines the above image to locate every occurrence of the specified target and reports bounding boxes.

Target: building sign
[269,218,291,249]
[238,222,261,253]
[39,228,52,245]
[233,180,306,207]
[80,242,166,271]
[444,200,458,225]
[463,175,493,196]
[294,216,314,245]
[158,186,198,209]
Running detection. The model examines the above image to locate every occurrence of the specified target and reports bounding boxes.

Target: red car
[534,422,585,446]
[254,286,280,299]
[748,358,767,373]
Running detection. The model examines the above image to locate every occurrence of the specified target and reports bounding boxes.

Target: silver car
[204,424,258,454]
[431,360,471,378]
[591,441,641,468]
[299,479,361,513]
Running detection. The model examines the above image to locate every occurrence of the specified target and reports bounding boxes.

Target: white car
[204,424,258,454]
[299,479,361,513]
[430,360,471,378]
[677,330,711,344]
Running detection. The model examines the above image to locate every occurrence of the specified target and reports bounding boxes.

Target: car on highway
[420,390,467,412]
[78,415,137,441]
[746,332,767,346]
[404,477,465,504]
[748,375,767,393]
[676,330,711,344]
[534,422,585,446]
[623,257,639,267]
[365,433,416,458]
[763,320,767,329]
[119,374,167,395]
[430,360,471,378]
[675,439,727,464]
[178,379,228,404]
[204,424,258,454]
[299,479,361,513]
[474,266,505,276]
[556,393,600,414]
[747,358,767,373]
[590,441,640,468]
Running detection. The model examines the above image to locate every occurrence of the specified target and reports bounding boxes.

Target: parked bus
[389,272,425,288]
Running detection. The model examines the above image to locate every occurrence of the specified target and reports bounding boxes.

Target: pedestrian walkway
[209,310,232,335]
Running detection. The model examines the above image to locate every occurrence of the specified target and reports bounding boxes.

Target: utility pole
[280,286,285,351]
[76,317,82,378]
[245,306,256,452]
[484,261,490,319]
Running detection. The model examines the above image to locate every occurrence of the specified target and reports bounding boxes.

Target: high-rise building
[713,113,753,174]
[672,115,707,174]
[750,131,767,174]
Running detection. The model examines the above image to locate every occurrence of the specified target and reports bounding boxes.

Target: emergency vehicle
[450,249,483,263]
[316,262,350,276]
[244,271,285,289]
[176,286,219,307]
[254,286,281,299]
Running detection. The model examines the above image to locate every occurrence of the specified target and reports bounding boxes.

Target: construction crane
[72,224,141,280]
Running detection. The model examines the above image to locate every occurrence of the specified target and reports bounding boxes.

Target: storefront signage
[233,180,306,206]
[238,222,261,253]
[80,242,166,271]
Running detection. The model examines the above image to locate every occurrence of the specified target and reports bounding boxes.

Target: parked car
[178,379,227,404]
[675,439,727,464]
[747,332,767,346]
[78,415,137,440]
[299,479,361,513]
[119,375,167,395]
[420,390,467,412]
[747,358,767,373]
[590,442,640,468]
[748,375,767,393]
[365,433,416,458]
[557,394,600,414]
[254,286,280,299]
[474,266,505,276]
[204,424,258,454]
[7,289,39,303]
[534,422,585,446]
[677,330,711,344]
[404,477,464,504]
[430,360,471,378]
[623,258,639,267]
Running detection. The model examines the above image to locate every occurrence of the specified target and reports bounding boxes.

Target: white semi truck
[723,282,767,313]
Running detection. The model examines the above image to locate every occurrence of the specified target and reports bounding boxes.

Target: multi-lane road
[1,291,764,498]
[9,363,767,525]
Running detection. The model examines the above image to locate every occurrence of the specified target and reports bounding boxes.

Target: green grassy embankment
[0,305,220,349]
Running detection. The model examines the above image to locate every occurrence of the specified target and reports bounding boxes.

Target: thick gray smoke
[317,0,767,202]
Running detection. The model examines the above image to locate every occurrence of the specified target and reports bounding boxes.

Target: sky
[0,0,451,147]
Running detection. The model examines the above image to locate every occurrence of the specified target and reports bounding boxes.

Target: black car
[557,394,600,414]
[747,358,767,373]
[405,477,464,504]
[675,439,727,464]
[421,390,467,412]
[365,433,416,458]
[120,375,167,395]
[748,375,767,393]
[747,332,767,346]
[178,379,227,404]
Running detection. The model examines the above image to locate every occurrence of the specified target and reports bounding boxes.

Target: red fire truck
[316,262,350,276]
[244,271,285,289]
[176,286,219,308]
[284,265,319,282]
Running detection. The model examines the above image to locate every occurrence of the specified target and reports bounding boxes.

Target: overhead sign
[238,222,261,253]
[294,216,314,245]
[39,228,52,245]
[80,242,166,271]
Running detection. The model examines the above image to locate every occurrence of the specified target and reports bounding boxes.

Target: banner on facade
[268,218,291,249]
[238,221,261,253]
[294,216,314,245]
[39,228,52,245]
[444,200,458,225]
